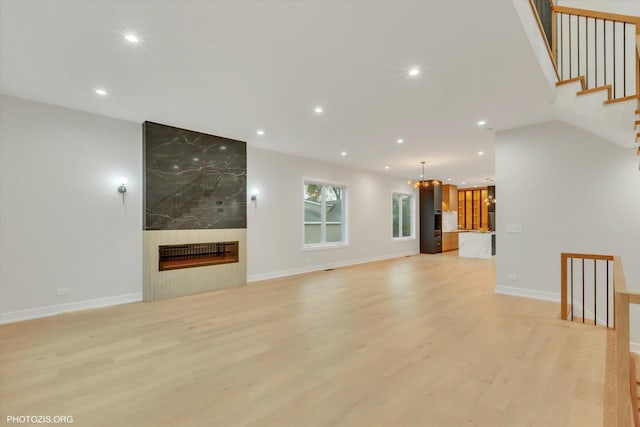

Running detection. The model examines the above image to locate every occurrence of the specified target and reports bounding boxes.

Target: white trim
[392,237,417,242]
[495,287,640,348]
[391,192,415,240]
[0,293,143,324]
[248,251,418,283]
[302,180,348,248]
[302,243,350,252]
[494,285,560,302]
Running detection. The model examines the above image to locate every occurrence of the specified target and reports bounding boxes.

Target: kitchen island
[458,231,495,259]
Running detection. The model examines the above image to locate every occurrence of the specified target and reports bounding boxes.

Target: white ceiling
[0,0,555,186]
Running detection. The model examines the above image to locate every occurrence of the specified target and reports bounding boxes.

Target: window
[304,182,346,247]
[392,193,413,239]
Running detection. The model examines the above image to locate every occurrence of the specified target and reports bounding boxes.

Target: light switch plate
[507,225,522,233]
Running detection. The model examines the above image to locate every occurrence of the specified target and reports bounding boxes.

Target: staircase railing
[529,2,639,101]
[560,252,614,326]
[560,253,640,426]
[553,6,639,103]
[529,0,560,79]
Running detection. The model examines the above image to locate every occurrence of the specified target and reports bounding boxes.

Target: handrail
[553,6,640,25]
[528,0,560,80]
[612,256,640,426]
[560,252,614,324]
[550,6,639,103]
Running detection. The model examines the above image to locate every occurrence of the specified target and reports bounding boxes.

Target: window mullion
[399,197,403,237]
[320,185,326,244]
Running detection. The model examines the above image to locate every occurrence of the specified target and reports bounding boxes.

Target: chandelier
[484,195,496,206]
[407,161,440,189]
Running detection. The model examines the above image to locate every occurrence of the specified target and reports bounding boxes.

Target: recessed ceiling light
[314,107,324,114]
[419,174,424,178]
[95,88,107,96]
[462,181,466,185]
[408,68,420,77]
[341,151,347,156]
[477,120,486,126]
[193,157,199,162]
[220,146,227,150]
[396,139,404,144]
[256,129,265,136]
[478,151,484,156]
[474,185,478,188]
[385,166,390,170]
[173,165,179,170]
[447,178,452,181]
[124,34,140,44]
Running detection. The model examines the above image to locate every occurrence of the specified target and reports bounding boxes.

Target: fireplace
[158,241,239,271]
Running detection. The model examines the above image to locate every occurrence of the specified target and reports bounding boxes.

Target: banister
[552,5,640,25]
[528,0,560,80]
[560,254,638,425]
[562,252,614,261]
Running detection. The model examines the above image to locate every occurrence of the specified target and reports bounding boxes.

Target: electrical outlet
[57,288,70,296]
[507,274,518,281]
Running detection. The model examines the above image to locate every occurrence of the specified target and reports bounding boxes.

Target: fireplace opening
[159,241,239,271]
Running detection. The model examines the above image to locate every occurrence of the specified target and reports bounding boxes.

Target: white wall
[495,120,640,346]
[246,147,419,281]
[0,96,143,322]
[0,96,419,321]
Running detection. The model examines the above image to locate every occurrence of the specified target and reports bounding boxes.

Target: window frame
[302,179,349,250]
[392,192,416,241]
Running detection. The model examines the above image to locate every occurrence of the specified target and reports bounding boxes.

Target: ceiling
[0,0,555,186]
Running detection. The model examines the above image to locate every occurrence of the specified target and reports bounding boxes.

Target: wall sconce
[250,189,259,208]
[117,177,128,204]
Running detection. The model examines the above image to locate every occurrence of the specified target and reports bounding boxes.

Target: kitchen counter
[458,231,495,259]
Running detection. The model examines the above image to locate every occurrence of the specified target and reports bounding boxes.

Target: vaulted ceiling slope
[0,0,554,185]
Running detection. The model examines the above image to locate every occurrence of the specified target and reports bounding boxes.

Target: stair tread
[556,76,586,90]
[603,95,636,105]
[577,85,611,97]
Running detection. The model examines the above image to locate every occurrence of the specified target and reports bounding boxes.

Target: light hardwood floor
[0,253,609,426]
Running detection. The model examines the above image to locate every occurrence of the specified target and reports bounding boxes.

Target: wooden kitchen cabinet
[442,232,459,252]
[441,184,458,212]
[457,187,490,230]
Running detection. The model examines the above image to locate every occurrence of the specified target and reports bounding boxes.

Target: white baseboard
[631,342,640,355]
[0,293,142,325]
[495,285,608,323]
[494,285,560,303]
[248,251,419,283]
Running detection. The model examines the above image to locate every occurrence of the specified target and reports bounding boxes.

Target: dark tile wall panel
[143,121,246,230]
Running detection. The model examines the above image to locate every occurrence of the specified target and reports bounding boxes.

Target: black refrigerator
[419,181,442,254]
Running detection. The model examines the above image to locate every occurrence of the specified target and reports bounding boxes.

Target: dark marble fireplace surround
[143,121,247,230]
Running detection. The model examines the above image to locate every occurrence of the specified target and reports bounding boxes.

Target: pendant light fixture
[407,161,440,189]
